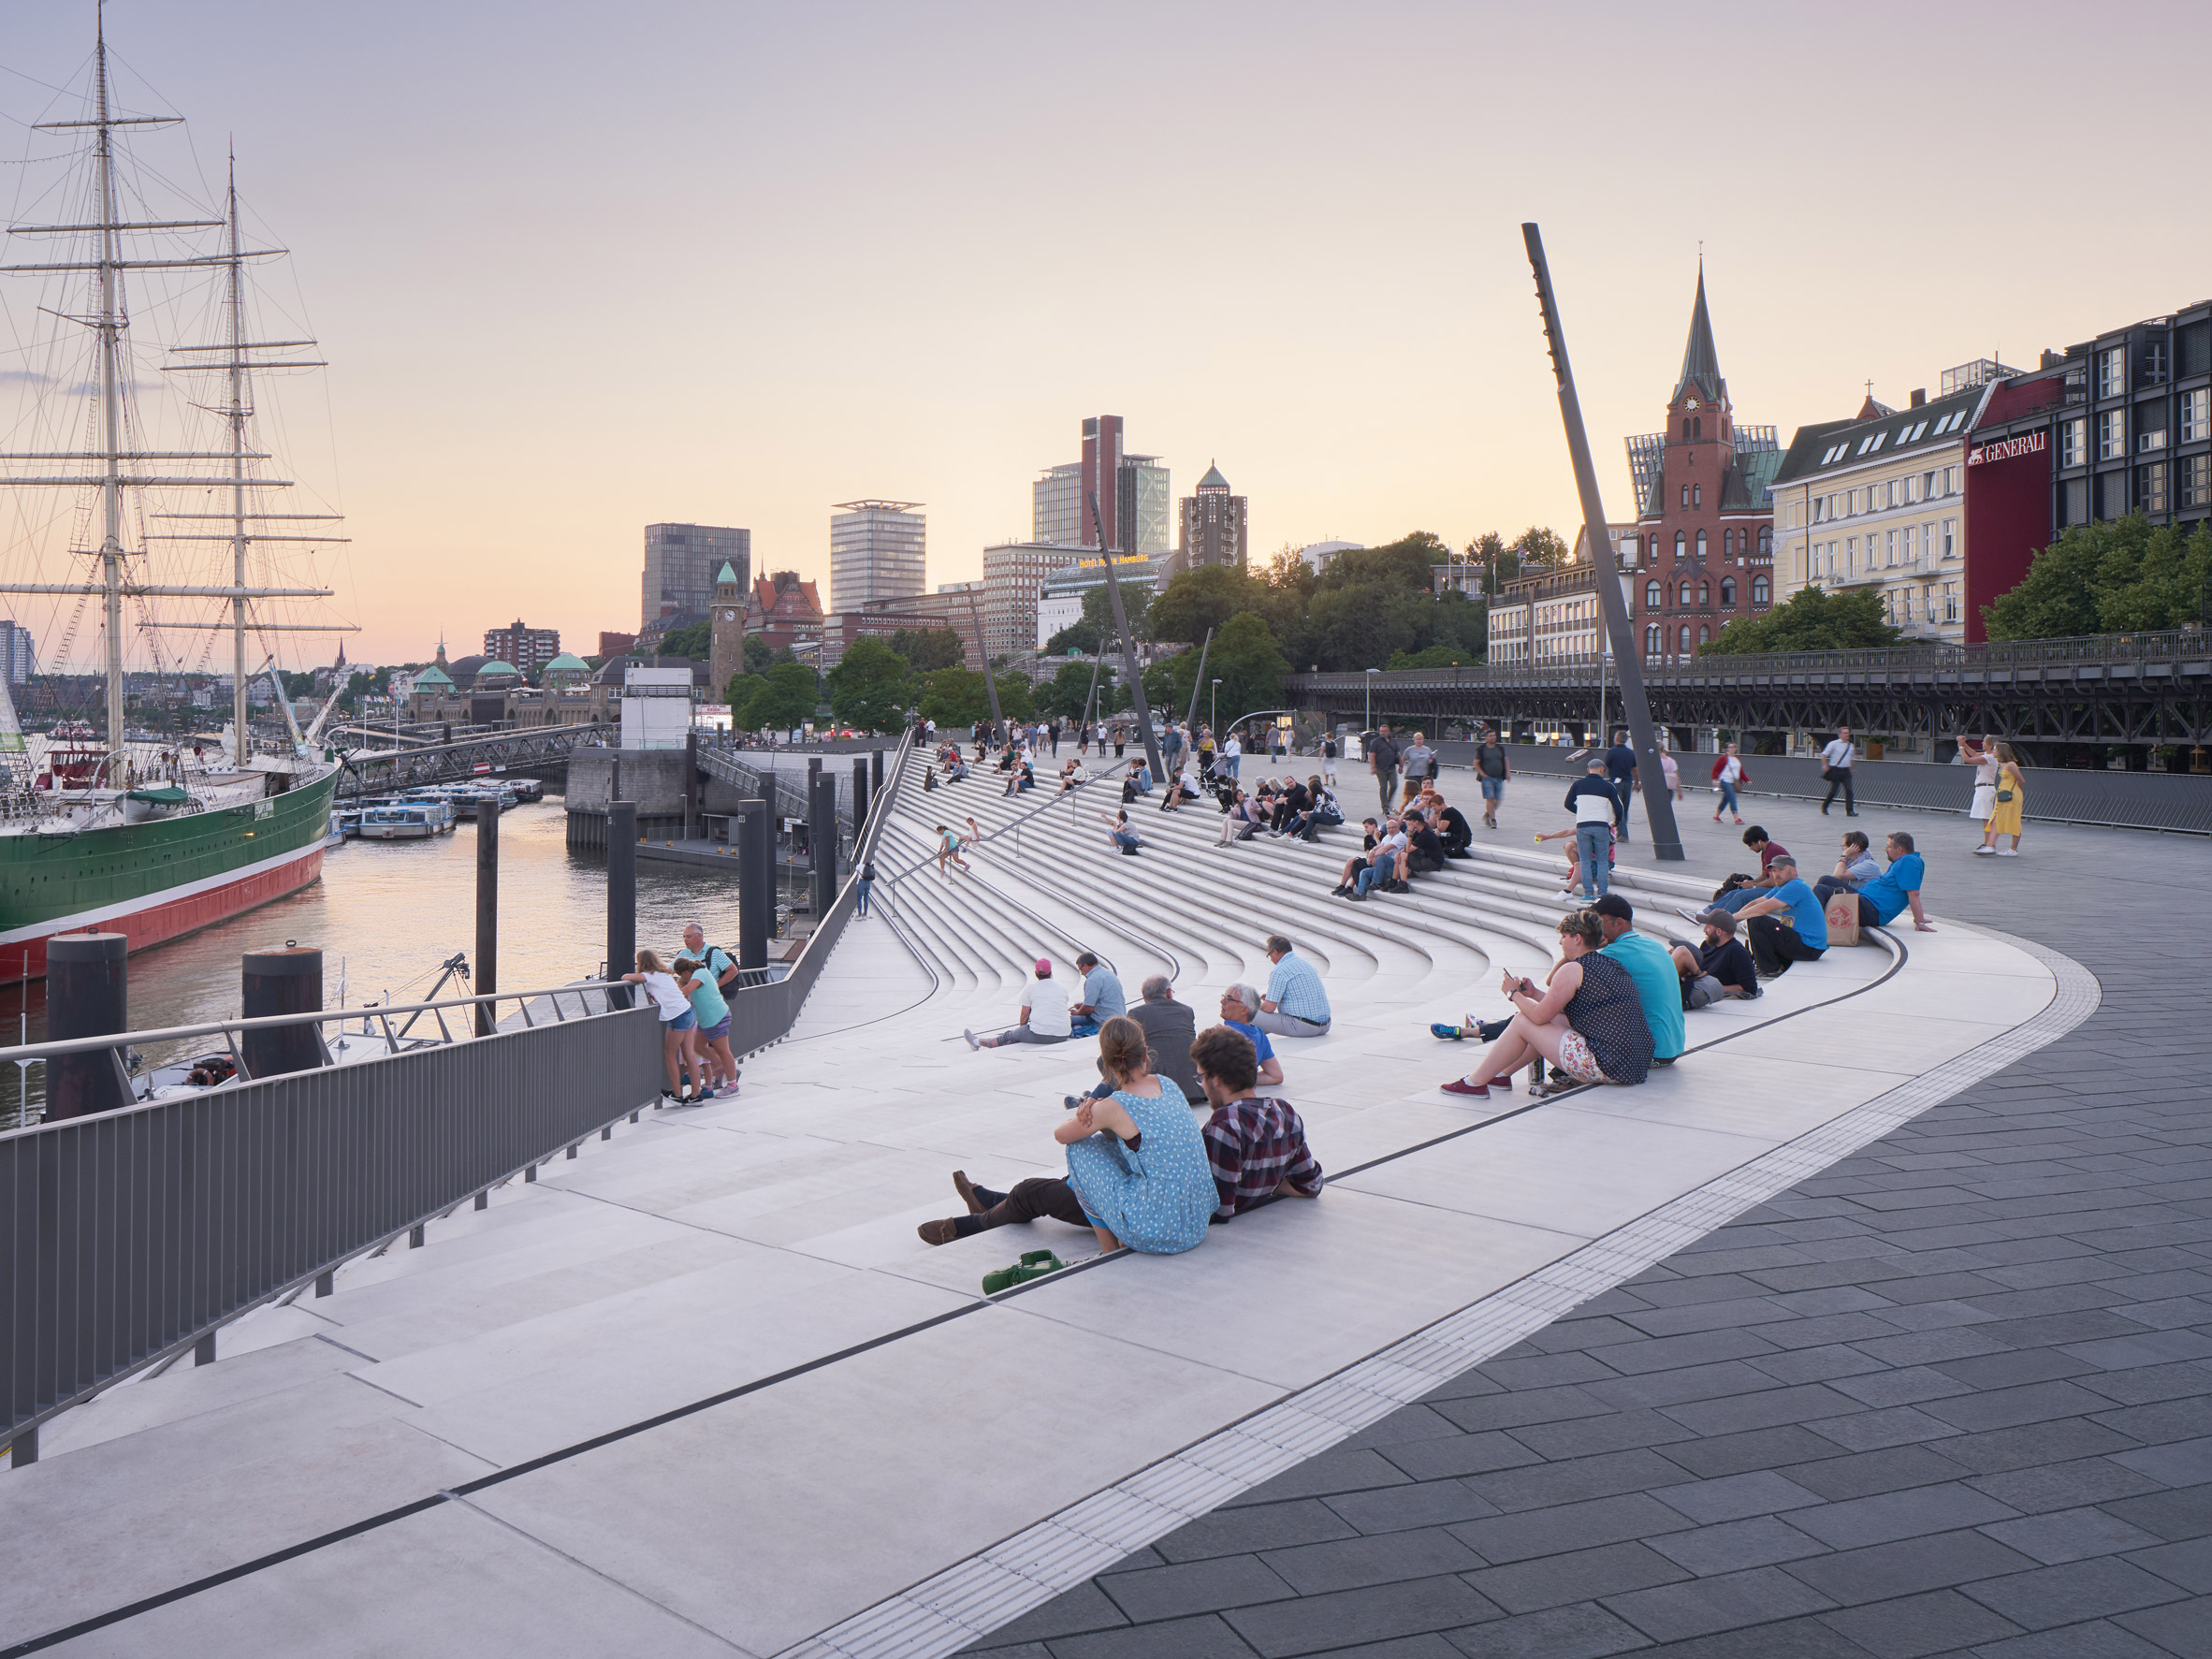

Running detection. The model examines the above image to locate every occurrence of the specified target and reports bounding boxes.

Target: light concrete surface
[1,749,2065,1656]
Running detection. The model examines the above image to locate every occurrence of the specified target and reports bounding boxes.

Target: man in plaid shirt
[1189,1026,1324,1219]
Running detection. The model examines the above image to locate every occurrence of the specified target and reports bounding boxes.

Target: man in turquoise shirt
[1590,895,1685,1062]
[1736,854,1827,978]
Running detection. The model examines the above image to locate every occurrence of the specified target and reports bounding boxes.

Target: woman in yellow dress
[1976,741,2026,856]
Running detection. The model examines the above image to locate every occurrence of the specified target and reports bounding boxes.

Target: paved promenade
[961,788,2211,1659]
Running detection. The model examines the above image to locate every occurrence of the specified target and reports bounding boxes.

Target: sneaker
[1972,846,1995,855]
[1064,1094,1086,1110]
[1488,1075,1514,1090]
[1440,1078,1491,1098]
[1995,848,2018,856]
[1733,816,1744,823]
[963,1028,980,1050]
[1431,1022,1464,1041]
[1676,907,1708,926]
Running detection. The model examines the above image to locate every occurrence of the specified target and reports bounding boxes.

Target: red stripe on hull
[0,847,326,985]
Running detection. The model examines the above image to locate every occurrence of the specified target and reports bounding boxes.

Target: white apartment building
[829,500,926,612]
[1769,373,2007,642]
[982,541,1084,664]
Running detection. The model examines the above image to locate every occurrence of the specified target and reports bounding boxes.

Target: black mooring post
[474,807,500,1036]
[241,946,324,1077]
[46,933,130,1120]
[1522,222,1684,862]
[852,756,869,836]
[606,800,636,1007]
[871,749,883,797]
[735,798,770,970]
[811,772,839,924]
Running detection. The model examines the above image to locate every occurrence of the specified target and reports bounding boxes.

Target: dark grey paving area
[960,797,2212,1657]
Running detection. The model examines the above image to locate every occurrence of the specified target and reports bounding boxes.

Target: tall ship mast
[0,21,354,982]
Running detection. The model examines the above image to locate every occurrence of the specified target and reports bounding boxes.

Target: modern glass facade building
[829,501,926,612]
[642,523,750,631]
[1031,418,1170,556]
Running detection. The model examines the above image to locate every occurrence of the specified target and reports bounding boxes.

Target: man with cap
[965,957,1073,1049]
[1563,756,1623,901]
[1670,908,1759,1007]
[1590,894,1685,1063]
[1733,855,1829,979]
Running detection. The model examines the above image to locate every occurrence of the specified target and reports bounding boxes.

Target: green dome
[476,660,519,677]
[543,651,589,673]
[411,664,453,688]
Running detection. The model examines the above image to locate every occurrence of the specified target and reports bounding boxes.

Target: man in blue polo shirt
[1853,831,1935,933]
[1735,854,1827,979]
[1256,933,1332,1037]
[1590,894,1685,1062]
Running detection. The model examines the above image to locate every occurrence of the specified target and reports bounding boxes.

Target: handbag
[1996,788,2015,802]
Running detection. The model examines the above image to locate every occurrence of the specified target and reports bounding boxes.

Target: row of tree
[1981,517,2211,640]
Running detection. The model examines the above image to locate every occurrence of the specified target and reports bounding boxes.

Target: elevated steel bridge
[1289,629,2212,751]
[337,723,613,797]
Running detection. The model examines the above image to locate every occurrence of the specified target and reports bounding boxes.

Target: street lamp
[1211,677,1221,738]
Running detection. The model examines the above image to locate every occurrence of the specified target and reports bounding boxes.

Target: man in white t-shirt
[966,958,1073,1048]
[1223,735,1242,780]
[1819,726,1857,818]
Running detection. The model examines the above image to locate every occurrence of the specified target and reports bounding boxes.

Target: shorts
[664,1009,698,1033]
[700,1016,731,1041]
[1553,1028,1608,1084]
[1479,777,1504,800]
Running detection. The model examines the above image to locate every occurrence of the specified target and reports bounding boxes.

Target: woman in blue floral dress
[1056,1015,1215,1255]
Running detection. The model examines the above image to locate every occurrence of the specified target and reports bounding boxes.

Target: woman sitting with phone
[1440,910,1652,1100]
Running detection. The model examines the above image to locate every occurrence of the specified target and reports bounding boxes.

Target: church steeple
[1672,263,1726,408]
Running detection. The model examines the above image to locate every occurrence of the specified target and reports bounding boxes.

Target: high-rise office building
[0,619,35,686]
[829,500,926,612]
[1177,461,1248,574]
[482,619,561,677]
[1030,417,1169,555]
[642,523,750,631]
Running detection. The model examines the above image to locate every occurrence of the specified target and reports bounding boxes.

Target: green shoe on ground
[982,1249,1070,1295]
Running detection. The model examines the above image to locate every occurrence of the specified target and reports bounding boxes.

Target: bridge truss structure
[337,724,613,797]
[1288,630,2212,750]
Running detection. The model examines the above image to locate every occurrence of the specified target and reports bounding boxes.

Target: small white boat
[358,804,441,840]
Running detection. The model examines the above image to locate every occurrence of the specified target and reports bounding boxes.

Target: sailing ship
[0,23,353,982]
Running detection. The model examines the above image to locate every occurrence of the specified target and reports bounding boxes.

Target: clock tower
[707,560,747,699]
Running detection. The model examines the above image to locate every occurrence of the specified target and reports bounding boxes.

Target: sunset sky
[2,0,2207,668]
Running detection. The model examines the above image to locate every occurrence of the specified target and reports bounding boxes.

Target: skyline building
[829,500,926,612]
[1176,460,1248,575]
[0,619,35,686]
[481,619,561,678]
[1031,416,1170,555]
[643,522,751,632]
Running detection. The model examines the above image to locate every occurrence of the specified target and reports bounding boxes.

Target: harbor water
[0,797,745,1124]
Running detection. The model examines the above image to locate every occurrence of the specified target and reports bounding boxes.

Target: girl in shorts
[621,949,704,1104]
[674,955,738,1099]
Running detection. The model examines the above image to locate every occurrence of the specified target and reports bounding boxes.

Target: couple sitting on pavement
[917,1020,1322,1254]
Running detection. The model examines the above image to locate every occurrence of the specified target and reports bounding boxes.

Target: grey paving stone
[1743,1345,1893,1387]
[1804,1405,1964,1453]
[1852,1327,2013,1367]
[978,1579,1128,1644]
[2075,1361,2212,1407]
[1648,1471,1826,1526]
[1931,1418,2143,1474]
[1612,1298,1801,1339]
[2092,1397,2212,1446]
[1813,1587,2026,1659]
[1260,1529,1485,1596]
[1642,1515,1831,1577]
[1922,1381,2117,1433]
[1157,1500,1364,1564]
[1467,1451,1696,1516]
[2113,1435,2212,1488]
[1976,1506,2164,1565]
[1784,1482,2017,1550]
[1960,1619,2177,1658]
[1345,1405,1474,1450]
[1783,1529,2039,1606]
[1928,1351,2102,1390]
[1956,1556,2189,1630]
[1829,1366,1978,1409]
[1381,1432,1550,1483]
[1660,1384,1865,1437]
[1326,1481,1503,1536]
[1051,1612,1260,1659]
[1449,1494,1696,1565]
[2113,1594,2212,1657]
[1428,1387,1615,1435]
[2127,1534,2212,1594]
[1098,1554,1299,1623]
[1480,1351,1623,1390]
[1461,1541,1690,1616]
[1226,1448,1414,1507]
[1439,1601,1653,1657]
[1580,1330,1784,1376]
[1597,1564,1838,1642]
[1962,1457,2163,1514]
[1506,1410,1703,1461]
[1606,1615,1872,1657]
[1223,1576,1504,1658]
[1582,1362,1786,1413]
[1659,1426,1854,1480]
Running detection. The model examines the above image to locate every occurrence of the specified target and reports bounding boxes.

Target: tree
[1040,661,1098,721]
[823,637,912,733]
[657,620,709,659]
[1983,517,2212,640]
[737,661,819,731]
[1151,613,1291,732]
[742,634,774,676]
[1316,532,1448,595]
[915,667,990,728]
[1387,643,1476,669]
[889,628,966,672]
[1150,564,1258,645]
[1703,586,1901,655]
[725,672,766,727]
[1510,526,1572,569]
[1043,618,1101,656]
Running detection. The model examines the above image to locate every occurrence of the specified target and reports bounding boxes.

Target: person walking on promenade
[1820,725,1858,816]
[1473,726,1509,828]
[1710,742,1746,822]
[856,858,876,916]
[1367,722,1400,815]
[1564,756,1623,901]
[1321,732,1339,788]
[1603,730,1637,842]
[1976,743,2028,856]
[1400,731,1435,806]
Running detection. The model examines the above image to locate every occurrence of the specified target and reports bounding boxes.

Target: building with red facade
[1628,269,1782,660]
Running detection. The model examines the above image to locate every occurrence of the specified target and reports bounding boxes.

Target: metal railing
[1,981,662,1458]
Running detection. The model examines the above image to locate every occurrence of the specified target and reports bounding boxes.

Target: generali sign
[1968,431,2045,466]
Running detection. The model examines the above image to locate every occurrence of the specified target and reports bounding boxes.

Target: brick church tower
[1630,267,1781,661]
[707,561,746,699]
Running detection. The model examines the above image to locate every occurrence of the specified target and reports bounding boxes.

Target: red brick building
[1629,269,1782,660]
[746,571,823,656]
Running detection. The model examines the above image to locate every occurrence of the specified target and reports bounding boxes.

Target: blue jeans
[1716,780,1739,816]
[1069,1018,1100,1038]
[1225,755,1240,779]
[1355,859,1391,895]
[1715,886,1759,912]
[1575,823,1611,898]
[856,880,871,915]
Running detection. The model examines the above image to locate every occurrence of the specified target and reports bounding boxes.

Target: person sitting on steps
[1190,1025,1323,1220]
[1440,910,1652,1099]
[1734,854,1829,979]
[1217,983,1286,1087]
[964,958,1072,1049]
